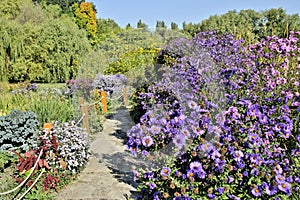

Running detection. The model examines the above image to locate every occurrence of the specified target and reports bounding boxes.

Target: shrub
[126,31,300,199]
[0,110,39,152]
[93,73,127,98]
[41,121,90,173]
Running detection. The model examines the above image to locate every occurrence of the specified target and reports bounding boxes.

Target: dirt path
[55,107,140,200]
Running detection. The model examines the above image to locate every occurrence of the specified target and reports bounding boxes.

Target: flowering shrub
[66,78,94,99]
[93,73,127,98]
[126,31,300,199]
[40,121,90,173]
[11,82,38,94]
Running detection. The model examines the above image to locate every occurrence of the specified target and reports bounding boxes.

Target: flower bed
[126,31,300,199]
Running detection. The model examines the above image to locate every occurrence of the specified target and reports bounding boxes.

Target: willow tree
[0,0,92,83]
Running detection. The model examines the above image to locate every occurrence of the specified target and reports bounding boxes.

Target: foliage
[96,18,122,41]
[33,0,85,13]
[127,31,300,199]
[104,48,160,75]
[26,88,74,126]
[0,110,39,152]
[0,0,91,83]
[137,19,148,30]
[200,8,300,45]
[0,151,17,172]
[0,85,74,126]
[71,2,97,40]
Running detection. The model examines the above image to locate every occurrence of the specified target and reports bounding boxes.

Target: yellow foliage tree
[71,2,97,39]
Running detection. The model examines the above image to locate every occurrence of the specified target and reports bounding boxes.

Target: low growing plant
[0,110,39,152]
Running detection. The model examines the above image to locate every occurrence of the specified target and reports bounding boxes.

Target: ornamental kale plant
[0,110,39,152]
[126,31,300,199]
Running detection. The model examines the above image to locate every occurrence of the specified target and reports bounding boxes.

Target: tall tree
[126,23,132,30]
[71,2,97,39]
[97,18,121,34]
[137,19,148,30]
[171,22,179,30]
[156,20,167,29]
[32,0,86,13]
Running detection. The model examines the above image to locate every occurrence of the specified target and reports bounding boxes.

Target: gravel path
[55,107,141,200]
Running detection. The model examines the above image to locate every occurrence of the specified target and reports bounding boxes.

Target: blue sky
[91,0,300,29]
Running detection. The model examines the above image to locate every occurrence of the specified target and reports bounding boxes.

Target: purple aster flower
[265,130,274,139]
[190,161,202,172]
[247,104,260,118]
[227,176,234,183]
[233,150,244,162]
[250,154,261,165]
[147,171,154,179]
[275,174,286,184]
[248,133,262,146]
[180,127,191,138]
[192,125,205,136]
[150,125,161,134]
[237,161,245,169]
[211,150,221,160]
[142,150,149,156]
[187,100,200,110]
[286,176,293,183]
[243,171,249,177]
[187,169,195,178]
[259,114,269,124]
[251,185,262,197]
[149,182,156,190]
[274,164,283,174]
[207,193,216,199]
[266,185,277,195]
[217,187,224,194]
[197,170,206,179]
[274,123,283,132]
[278,181,291,194]
[142,136,154,147]
[160,167,171,176]
[251,168,259,176]
[173,134,186,149]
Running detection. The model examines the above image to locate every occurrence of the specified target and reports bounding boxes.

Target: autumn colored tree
[71,2,97,39]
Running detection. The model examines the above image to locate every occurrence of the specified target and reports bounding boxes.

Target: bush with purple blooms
[92,73,127,98]
[126,31,300,199]
[66,78,94,99]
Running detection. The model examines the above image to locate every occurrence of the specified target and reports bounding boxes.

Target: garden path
[55,106,141,200]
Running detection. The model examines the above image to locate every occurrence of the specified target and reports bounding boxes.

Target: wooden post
[123,87,129,107]
[101,91,108,112]
[78,97,90,135]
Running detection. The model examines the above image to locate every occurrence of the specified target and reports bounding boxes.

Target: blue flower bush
[126,31,300,199]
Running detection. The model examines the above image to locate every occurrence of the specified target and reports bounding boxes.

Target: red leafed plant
[12,132,60,191]
[13,134,58,173]
[42,173,59,192]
